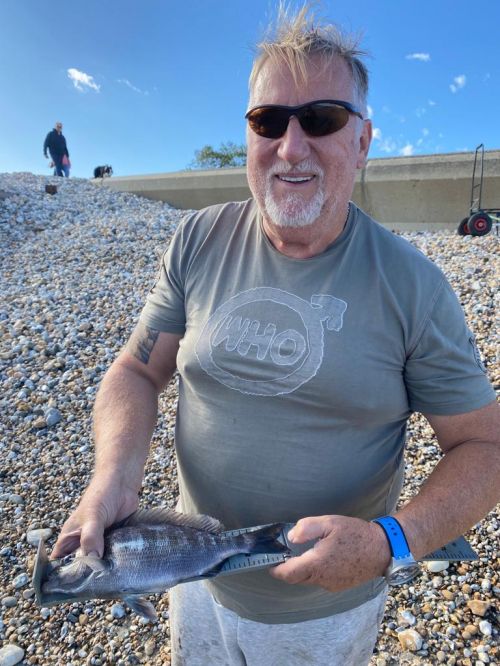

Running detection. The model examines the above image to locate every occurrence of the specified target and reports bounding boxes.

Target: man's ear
[356,119,372,169]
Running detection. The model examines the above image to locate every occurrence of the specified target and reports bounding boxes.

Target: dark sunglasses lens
[247,108,290,138]
[301,105,350,136]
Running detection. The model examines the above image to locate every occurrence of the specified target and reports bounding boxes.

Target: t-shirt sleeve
[404,280,496,415]
[138,221,187,335]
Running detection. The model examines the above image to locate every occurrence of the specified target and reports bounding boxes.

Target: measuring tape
[216,523,478,578]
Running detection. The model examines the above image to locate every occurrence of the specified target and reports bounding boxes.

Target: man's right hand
[50,476,140,559]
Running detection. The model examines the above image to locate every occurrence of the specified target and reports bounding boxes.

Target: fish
[33,507,289,621]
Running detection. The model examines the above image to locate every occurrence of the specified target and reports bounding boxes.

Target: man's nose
[276,116,311,164]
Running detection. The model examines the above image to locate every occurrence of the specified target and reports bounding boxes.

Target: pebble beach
[0,172,498,666]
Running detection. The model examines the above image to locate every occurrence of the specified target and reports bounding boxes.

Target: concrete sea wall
[96,150,500,231]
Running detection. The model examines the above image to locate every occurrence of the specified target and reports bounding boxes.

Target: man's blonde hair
[249,3,369,109]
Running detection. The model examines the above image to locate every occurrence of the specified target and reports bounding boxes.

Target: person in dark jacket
[43,122,70,177]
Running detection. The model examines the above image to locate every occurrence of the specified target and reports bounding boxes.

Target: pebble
[0,644,25,666]
[7,495,24,505]
[425,560,449,573]
[397,629,423,651]
[111,603,126,619]
[44,407,62,427]
[431,575,444,588]
[467,600,491,616]
[479,620,492,637]
[144,638,156,656]
[1,597,17,608]
[397,609,416,626]
[12,574,29,589]
[26,527,53,545]
[1,173,498,665]
[480,579,491,592]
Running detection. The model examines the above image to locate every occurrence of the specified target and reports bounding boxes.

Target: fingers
[79,518,105,558]
[50,528,82,559]
[50,480,140,560]
[51,515,106,559]
[271,548,317,585]
[287,515,333,544]
[50,497,109,559]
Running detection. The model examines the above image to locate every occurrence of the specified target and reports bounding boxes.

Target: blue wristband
[372,516,410,559]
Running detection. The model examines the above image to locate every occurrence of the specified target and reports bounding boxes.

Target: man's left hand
[270,515,391,593]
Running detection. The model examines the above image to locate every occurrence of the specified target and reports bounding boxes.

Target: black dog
[93,165,113,178]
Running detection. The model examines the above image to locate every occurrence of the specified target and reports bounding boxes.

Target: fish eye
[61,554,76,565]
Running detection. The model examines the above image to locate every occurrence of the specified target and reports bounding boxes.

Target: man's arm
[271,400,500,592]
[394,400,500,559]
[43,133,50,158]
[51,324,182,559]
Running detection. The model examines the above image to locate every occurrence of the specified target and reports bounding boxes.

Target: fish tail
[241,523,289,555]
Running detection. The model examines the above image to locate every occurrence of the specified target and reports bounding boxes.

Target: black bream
[34,508,289,620]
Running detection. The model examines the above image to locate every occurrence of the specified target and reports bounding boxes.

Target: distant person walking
[43,121,70,177]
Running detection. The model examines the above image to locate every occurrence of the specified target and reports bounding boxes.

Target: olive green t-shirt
[139,199,495,623]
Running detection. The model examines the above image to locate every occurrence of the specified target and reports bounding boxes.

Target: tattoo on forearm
[127,325,160,364]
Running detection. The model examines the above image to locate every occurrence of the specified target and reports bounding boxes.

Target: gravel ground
[0,173,498,666]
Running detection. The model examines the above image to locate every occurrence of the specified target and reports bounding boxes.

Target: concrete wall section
[97,150,500,231]
[99,169,250,211]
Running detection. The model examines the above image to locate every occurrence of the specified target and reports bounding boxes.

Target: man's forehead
[249,55,353,105]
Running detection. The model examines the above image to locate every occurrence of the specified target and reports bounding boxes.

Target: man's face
[246,56,371,231]
[55,123,63,133]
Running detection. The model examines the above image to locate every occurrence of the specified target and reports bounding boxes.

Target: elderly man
[52,7,499,666]
[43,121,70,177]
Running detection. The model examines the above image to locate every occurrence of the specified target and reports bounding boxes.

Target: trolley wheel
[457,218,470,235]
[468,212,492,236]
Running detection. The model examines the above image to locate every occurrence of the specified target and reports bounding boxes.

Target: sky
[1,0,499,179]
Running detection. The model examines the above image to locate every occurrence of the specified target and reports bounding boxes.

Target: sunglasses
[245,99,364,139]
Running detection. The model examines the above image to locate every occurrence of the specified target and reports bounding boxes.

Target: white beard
[262,160,326,228]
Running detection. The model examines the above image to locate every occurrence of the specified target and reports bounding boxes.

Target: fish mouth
[32,540,77,605]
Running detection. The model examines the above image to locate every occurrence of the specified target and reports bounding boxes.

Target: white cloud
[450,74,466,93]
[415,107,427,118]
[118,78,149,95]
[372,127,382,140]
[406,53,431,62]
[379,137,397,154]
[67,68,100,92]
[422,128,429,137]
[400,143,414,156]
[367,105,374,119]
[428,99,436,106]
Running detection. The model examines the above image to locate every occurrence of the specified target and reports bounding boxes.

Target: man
[43,121,70,177]
[52,7,499,665]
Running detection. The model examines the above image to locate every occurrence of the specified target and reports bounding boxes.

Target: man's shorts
[169,579,388,665]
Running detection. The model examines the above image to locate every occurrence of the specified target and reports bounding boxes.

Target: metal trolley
[458,144,499,236]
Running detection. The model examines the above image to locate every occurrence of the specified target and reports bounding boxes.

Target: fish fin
[119,507,225,534]
[55,557,90,583]
[78,555,108,573]
[56,555,107,583]
[123,595,157,622]
[240,523,290,555]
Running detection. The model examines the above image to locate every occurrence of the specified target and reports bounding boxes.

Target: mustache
[268,160,324,177]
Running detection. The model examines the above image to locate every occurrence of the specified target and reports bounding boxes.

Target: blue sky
[1,0,498,178]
